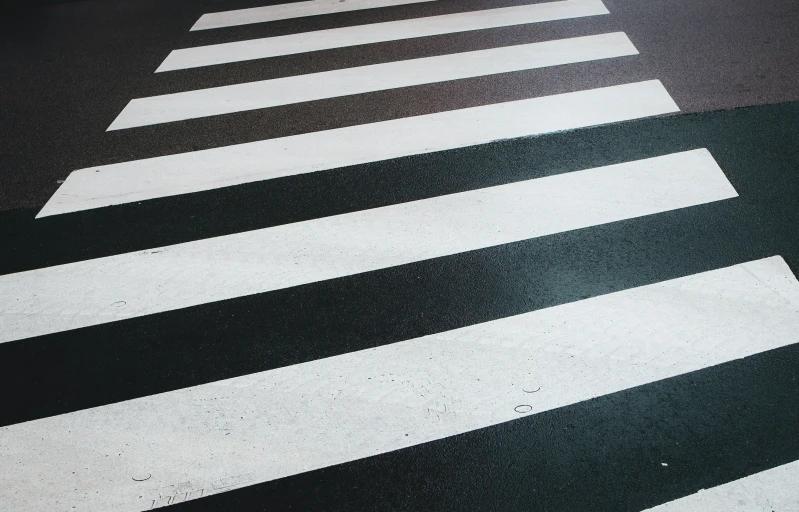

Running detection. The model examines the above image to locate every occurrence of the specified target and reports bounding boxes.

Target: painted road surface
[2,149,733,342]
[644,459,799,511]
[0,0,798,510]
[158,0,610,71]
[108,33,639,130]
[190,0,438,31]
[43,80,677,216]
[2,257,797,511]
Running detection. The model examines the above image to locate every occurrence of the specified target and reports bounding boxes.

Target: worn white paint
[42,80,678,216]
[160,0,610,71]
[2,256,797,511]
[191,0,436,31]
[645,459,799,511]
[108,33,639,130]
[6,149,735,342]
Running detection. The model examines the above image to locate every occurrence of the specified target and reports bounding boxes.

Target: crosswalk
[4,257,798,511]
[159,0,609,70]
[644,459,799,511]
[109,33,640,130]
[189,0,437,31]
[42,80,677,215]
[1,0,797,510]
[3,149,735,342]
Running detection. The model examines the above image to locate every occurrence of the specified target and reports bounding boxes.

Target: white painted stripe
[2,256,797,512]
[160,0,610,71]
[191,0,436,31]
[108,33,639,131]
[645,459,799,511]
[6,149,735,343]
[42,80,678,217]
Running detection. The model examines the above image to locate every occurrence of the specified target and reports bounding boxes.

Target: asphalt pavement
[0,0,798,510]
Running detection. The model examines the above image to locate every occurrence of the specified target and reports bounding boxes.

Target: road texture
[0,0,798,510]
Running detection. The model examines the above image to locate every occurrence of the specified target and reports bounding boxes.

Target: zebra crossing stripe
[107,32,639,130]
[644,459,799,511]
[41,80,678,217]
[191,0,437,31]
[4,148,735,343]
[159,0,610,71]
[2,256,796,512]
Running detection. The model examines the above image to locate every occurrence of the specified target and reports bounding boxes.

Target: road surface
[1,0,798,510]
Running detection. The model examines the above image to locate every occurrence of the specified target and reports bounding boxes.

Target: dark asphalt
[1,0,798,211]
[1,1,798,510]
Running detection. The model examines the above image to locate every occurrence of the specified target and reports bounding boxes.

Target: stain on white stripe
[42,80,678,217]
[160,0,610,71]
[108,33,639,130]
[2,256,797,512]
[645,459,799,511]
[5,149,735,343]
[191,0,436,31]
